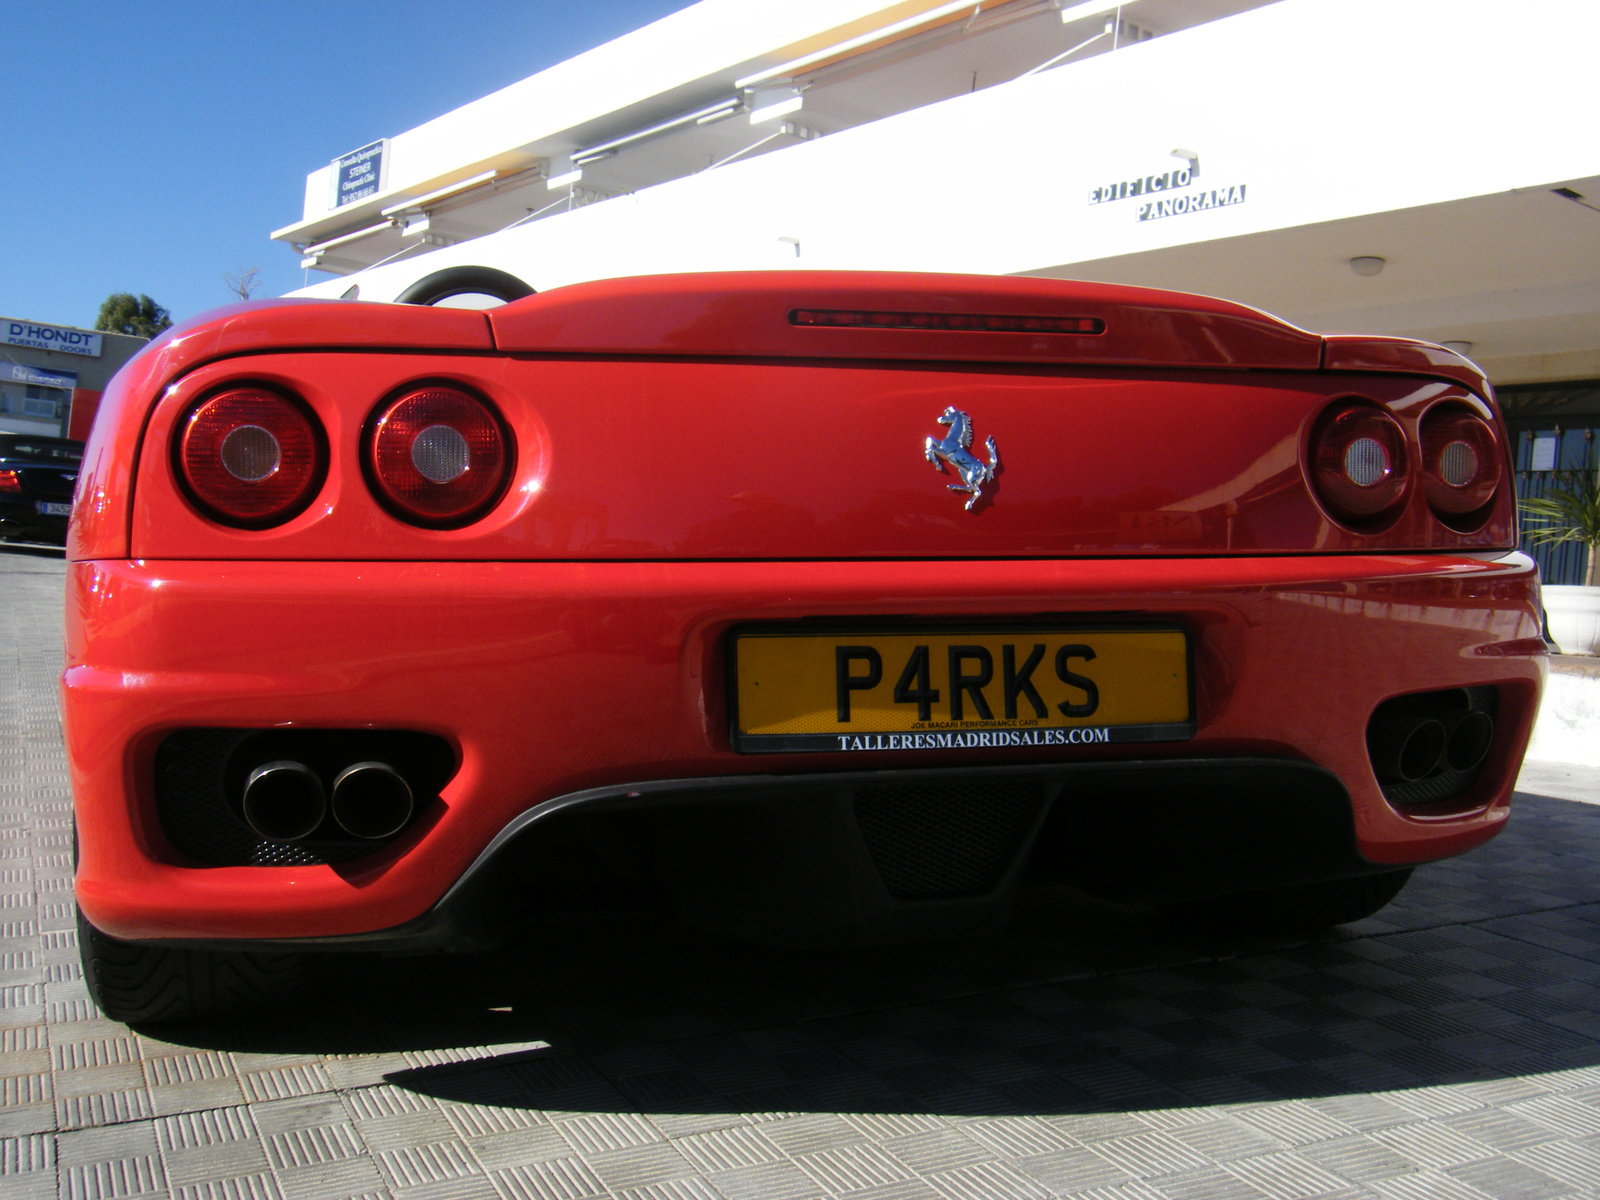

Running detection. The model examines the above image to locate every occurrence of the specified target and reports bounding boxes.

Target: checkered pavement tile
[9,549,1600,1199]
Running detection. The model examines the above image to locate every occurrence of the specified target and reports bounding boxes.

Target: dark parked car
[0,434,82,546]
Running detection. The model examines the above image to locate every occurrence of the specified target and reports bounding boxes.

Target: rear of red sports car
[62,272,1545,1020]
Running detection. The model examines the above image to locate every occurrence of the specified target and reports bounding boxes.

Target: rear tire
[77,908,315,1023]
[1160,868,1413,934]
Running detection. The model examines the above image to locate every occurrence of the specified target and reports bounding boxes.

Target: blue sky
[1,1,685,331]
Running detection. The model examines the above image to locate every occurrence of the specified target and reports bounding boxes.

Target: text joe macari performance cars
[62,272,1546,1020]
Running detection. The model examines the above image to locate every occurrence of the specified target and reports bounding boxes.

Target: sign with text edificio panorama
[4,320,101,357]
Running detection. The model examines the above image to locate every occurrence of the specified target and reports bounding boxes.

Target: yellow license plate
[731,627,1192,753]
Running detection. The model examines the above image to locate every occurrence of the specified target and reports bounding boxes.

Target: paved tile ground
[6,548,1600,1200]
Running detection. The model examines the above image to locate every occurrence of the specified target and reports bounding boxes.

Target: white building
[272,0,1600,577]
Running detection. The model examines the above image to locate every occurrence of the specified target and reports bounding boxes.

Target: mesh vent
[1379,686,1498,807]
[154,731,367,866]
[153,728,454,867]
[853,782,1041,900]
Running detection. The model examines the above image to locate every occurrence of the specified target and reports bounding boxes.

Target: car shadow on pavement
[157,790,1600,1119]
[0,541,66,558]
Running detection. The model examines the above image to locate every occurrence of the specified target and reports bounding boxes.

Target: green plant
[94,293,172,339]
[1521,469,1600,586]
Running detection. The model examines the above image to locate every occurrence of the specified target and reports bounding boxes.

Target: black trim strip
[744,722,1196,754]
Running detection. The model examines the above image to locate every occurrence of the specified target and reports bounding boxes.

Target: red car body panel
[67,554,1542,941]
[69,300,493,562]
[484,271,1324,368]
[63,272,1545,945]
[122,355,1511,563]
[1320,333,1492,396]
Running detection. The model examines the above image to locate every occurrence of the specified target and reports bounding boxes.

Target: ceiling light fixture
[1349,256,1386,277]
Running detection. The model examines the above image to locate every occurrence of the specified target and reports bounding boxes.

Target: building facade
[1,317,147,441]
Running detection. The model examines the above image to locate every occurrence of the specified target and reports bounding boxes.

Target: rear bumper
[127,758,1373,953]
[64,554,1546,944]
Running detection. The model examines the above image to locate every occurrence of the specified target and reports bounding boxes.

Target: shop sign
[1089,158,1248,223]
[4,320,101,357]
[331,139,388,208]
[1088,168,1195,205]
[6,363,78,389]
[1138,184,1247,221]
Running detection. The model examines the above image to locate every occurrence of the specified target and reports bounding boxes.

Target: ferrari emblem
[924,407,1000,510]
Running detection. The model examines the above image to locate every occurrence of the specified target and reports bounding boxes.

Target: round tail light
[1309,404,1410,524]
[1421,405,1501,518]
[176,386,324,527]
[366,384,511,526]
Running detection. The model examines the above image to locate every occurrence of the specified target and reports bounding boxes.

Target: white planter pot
[1544,584,1600,655]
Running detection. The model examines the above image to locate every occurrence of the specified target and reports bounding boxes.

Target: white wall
[293,0,1600,302]
[1525,672,1600,769]
[289,0,943,227]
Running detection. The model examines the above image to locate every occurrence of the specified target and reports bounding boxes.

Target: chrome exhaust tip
[1368,714,1448,783]
[1446,710,1495,772]
[242,761,328,842]
[330,762,414,841]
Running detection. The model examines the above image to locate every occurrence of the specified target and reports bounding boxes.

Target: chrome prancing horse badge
[924,406,1000,510]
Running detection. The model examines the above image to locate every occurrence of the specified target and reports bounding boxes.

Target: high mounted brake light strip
[790,310,1105,334]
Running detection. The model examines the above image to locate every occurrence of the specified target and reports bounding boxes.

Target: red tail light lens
[1421,405,1502,518]
[176,386,324,527]
[366,385,510,526]
[0,469,20,493]
[1309,404,1409,523]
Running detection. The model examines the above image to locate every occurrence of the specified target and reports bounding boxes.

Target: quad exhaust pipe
[1368,713,1447,783]
[240,759,415,843]
[1443,710,1494,773]
[330,762,415,840]
[1368,689,1496,784]
[241,761,328,842]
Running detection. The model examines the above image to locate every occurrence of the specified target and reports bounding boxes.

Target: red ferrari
[62,272,1545,1021]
